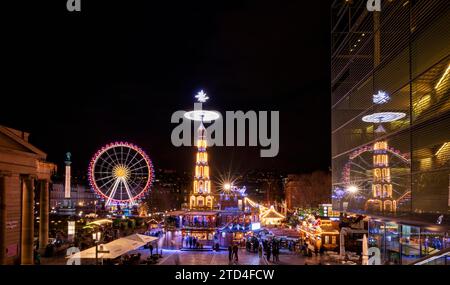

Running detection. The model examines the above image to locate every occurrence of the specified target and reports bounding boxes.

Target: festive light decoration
[372,90,390,104]
[260,206,285,226]
[88,142,154,206]
[435,63,449,90]
[184,110,220,122]
[195,90,209,103]
[435,142,449,156]
[369,139,396,211]
[342,145,409,184]
[340,110,411,213]
[189,120,214,208]
[362,112,406,123]
[185,91,217,209]
[244,197,268,214]
[346,185,359,193]
[362,113,398,212]
[223,183,231,191]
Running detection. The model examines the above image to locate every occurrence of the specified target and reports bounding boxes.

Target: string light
[435,64,450,89]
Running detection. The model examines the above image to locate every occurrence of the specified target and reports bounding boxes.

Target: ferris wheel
[338,145,411,210]
[89,142,154,207]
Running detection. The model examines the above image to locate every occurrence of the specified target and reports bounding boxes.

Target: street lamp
[223,183,232,191]
[346,185,358,194]
[92,231,109,265]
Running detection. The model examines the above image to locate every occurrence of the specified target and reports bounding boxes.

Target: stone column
[38,180,49,253]
[0,174,7,265]
[21,176,34,265]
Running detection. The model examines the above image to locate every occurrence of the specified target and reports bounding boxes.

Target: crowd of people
[245,237,260,253]
[261,239,281,263]
[228,244,240,263]
[240,237,283,263]
[182,235,205,249]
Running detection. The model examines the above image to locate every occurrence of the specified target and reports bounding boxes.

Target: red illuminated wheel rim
[89,142,154,206]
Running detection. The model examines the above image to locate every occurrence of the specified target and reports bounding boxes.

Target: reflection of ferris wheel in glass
[341,145,411,207]
[89,142,154,206]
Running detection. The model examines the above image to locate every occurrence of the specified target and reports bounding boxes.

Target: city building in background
[145,169,189,212]
[240,169,286,204]
[331,0,450,264]
[49,182,97,215]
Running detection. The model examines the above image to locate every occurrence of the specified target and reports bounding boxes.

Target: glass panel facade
[332,0,450,218]
[332,0,450,264]
[400,225,421,264]
[369,220,448,264]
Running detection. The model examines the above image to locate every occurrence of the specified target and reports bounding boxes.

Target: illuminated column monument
[184,91,220,210]
[362,110,405,213]
[64,152,72,199]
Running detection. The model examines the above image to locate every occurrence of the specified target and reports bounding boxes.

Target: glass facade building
[331,0,449,264]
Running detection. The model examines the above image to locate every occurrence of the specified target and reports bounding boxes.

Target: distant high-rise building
[146,169,189,212]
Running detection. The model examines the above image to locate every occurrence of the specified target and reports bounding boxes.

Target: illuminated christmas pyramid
[366,139,396,212]
[184,90,219,210]
[189,120,214,209]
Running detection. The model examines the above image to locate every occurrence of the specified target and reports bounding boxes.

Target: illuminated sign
[251,222,261,231]
[68,221,75,235]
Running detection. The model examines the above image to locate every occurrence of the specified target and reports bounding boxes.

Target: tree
[138,203,149,217]
[284,171,331,208]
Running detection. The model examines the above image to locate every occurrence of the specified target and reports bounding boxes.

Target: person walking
[258,244,263,258]
[266,245,271,262]
[34,249,41,265]
[233,244,239,262]
[149,244,154,256]
[228,245,233,262]
[275,244,280,262]
[189,237,192,248]
[272,244,277,263]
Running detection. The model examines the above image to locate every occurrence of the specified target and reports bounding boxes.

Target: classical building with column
[0,125,56,265]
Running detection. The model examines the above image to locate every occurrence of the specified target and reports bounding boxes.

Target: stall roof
[185,211,219,216]
[86,219,113,226]
[268,228,300,238]
[166,211,187,216]
[147,218,162,224]
[66,234,158,260]
[261,206,285,219]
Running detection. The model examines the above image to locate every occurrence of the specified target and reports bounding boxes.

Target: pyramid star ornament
[195,90,209,103]
[373,90,390,104]
[185,90,220,121]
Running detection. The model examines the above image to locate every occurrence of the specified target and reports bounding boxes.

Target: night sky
[3,0,331,177]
